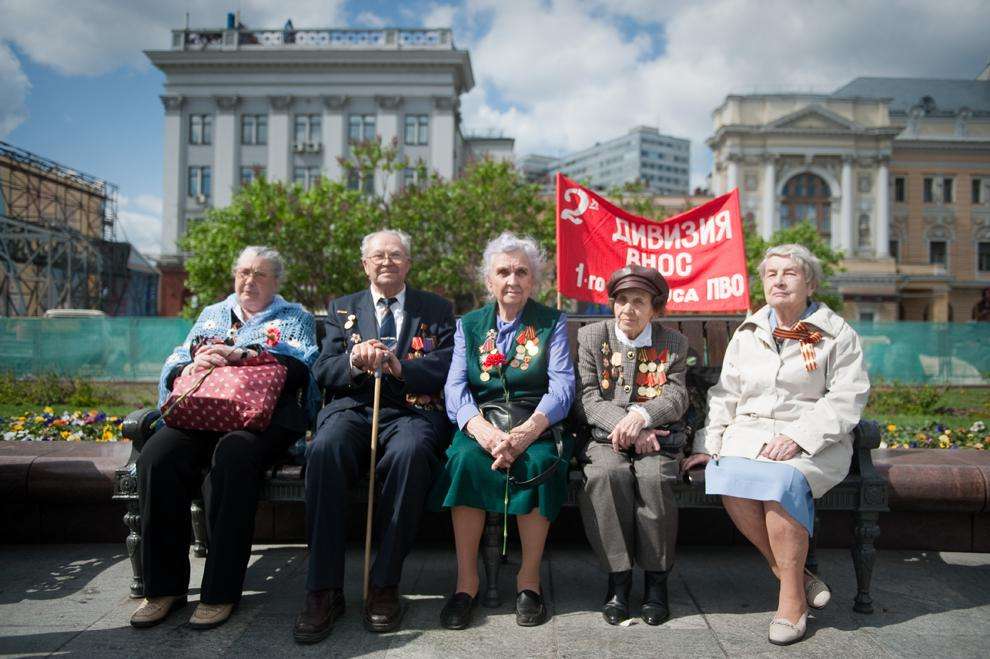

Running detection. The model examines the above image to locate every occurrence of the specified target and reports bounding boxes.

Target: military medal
[601,378,610,390]
[480,372,491,382]
[344,313,356,330]
[610,352,622,367]
[350,332,361,344]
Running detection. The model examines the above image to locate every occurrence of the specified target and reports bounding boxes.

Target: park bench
[113,315,887,614]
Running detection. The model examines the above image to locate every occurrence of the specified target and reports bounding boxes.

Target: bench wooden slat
[678,321,706,363]
[704,321,730,366]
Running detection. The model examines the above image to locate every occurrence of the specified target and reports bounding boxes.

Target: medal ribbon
[772,321,822,372]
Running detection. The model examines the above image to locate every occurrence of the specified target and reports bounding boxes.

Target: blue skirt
[705,457,815,536]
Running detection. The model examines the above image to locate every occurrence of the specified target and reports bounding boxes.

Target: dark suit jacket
[312,286,456,438]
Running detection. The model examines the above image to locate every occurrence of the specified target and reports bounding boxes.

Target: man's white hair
[361,229,412,259]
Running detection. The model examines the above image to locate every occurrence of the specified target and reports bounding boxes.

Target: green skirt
[428,429,573,522]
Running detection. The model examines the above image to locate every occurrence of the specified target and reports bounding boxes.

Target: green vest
[461,299,561,405]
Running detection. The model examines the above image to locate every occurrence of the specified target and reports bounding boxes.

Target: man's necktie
[377,296,398,348]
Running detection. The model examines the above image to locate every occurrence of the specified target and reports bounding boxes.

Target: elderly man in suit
[294,229,455,643]
[573,265,689,627]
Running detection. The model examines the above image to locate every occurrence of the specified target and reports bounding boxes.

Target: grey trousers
[577,441,679,573]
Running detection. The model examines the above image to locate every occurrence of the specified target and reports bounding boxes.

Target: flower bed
[880,420,988,450]
[1,407,125,442]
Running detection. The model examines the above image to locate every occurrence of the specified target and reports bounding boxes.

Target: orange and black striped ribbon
[771,321,822,372]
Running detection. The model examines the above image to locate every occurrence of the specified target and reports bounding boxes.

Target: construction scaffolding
[0,140,145,316]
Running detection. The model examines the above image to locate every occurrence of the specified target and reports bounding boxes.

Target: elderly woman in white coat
[682,244,870,646]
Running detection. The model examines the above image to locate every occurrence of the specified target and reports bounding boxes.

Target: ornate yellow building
[708,66,990,321]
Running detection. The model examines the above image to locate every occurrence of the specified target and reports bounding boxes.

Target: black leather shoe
[364,586,404,632]
[602,571,632,625]
[515,589,548,627]
[440,592,477,630]
[293,589,345,644]
[641,570,670,626]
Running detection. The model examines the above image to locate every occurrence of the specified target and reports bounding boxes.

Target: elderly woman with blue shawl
[131,246,319,631]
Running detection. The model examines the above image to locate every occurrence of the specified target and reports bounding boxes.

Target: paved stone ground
[0,543,987,658]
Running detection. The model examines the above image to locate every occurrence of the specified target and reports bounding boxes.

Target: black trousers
[137,424,295,603]
[305,405,443,591]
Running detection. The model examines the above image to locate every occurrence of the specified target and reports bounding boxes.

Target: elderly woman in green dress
[430,232,575,630]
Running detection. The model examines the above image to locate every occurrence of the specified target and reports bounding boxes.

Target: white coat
[693,303,870,498]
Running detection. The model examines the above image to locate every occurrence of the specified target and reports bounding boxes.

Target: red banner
[555,173,749,313]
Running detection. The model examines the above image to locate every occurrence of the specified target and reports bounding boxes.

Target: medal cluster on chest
[599,341,669,401]
[478,325,541,382]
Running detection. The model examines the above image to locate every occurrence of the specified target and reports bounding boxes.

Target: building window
[973,178,984,204]
[293,166,322,190]
[241,115,267,145]
[779,173,832,240]
[894,176,905,202]
[978,242,990,272]
[858,311,875,322]
[189,115,212,145]
[404,115,429,145]
[294,114,322,145]
[240,166,266,186]
[348,114,376,142]
[923,177,933,203]
[187,166,211,198]
[403,168,421,190]
[943,177,954,204]
[889,239,899,262]
[929,240,947,266]
[347,170,375,194]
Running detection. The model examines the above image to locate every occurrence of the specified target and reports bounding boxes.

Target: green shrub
[868,381,945,416]
[0,372,122,407]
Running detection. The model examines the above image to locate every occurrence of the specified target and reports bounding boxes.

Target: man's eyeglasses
[235,268,273,281]
[364,251,408,265]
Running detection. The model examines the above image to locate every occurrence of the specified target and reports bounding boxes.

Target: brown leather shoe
[364,586,404,633]
[188,602,235,630]
[130,595,187,628]
[294,589,345,644]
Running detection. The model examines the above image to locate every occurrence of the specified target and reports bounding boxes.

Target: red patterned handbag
[160,352,288,432]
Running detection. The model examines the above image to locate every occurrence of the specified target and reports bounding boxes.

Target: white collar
[614,322,652,348]
[370,285,406,309]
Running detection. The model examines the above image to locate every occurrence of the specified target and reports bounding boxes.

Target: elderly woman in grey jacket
[682,244,870,646]
[574,265,689,627]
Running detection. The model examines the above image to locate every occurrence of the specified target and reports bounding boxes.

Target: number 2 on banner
[561,188,599,225]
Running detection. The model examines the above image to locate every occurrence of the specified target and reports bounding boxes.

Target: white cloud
[0,0,344,76]
[457,0,988,188]
[354,11,387,27]
[422,3,458,27]
[117,194,163,257]
[0,42,30,137]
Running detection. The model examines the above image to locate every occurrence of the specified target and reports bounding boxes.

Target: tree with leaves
[178,139,555,317]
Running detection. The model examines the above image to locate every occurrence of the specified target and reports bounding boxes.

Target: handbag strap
[507,424,567,490]
[159,366,215,420]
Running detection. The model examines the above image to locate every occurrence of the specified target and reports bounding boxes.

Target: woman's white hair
[758,243,824,292]
[232,245,284,283]
[361,229,413,259]
[480,231,546,284]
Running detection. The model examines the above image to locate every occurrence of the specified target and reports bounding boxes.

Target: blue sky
[1,0,986,256]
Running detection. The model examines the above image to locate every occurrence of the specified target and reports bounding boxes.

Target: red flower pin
[483,351,507,369]
[265,326,281,347]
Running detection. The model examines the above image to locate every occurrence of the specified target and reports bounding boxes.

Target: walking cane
[363,349,386,605]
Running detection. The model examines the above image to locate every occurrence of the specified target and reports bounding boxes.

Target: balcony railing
[171,28,454,51]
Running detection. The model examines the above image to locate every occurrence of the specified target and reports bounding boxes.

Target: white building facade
[147,26,476,313]
[545,126,691,195]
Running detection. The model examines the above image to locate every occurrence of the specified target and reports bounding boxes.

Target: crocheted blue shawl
[158,293,320,424]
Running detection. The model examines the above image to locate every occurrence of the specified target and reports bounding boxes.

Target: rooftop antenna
[184,12,189,29]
